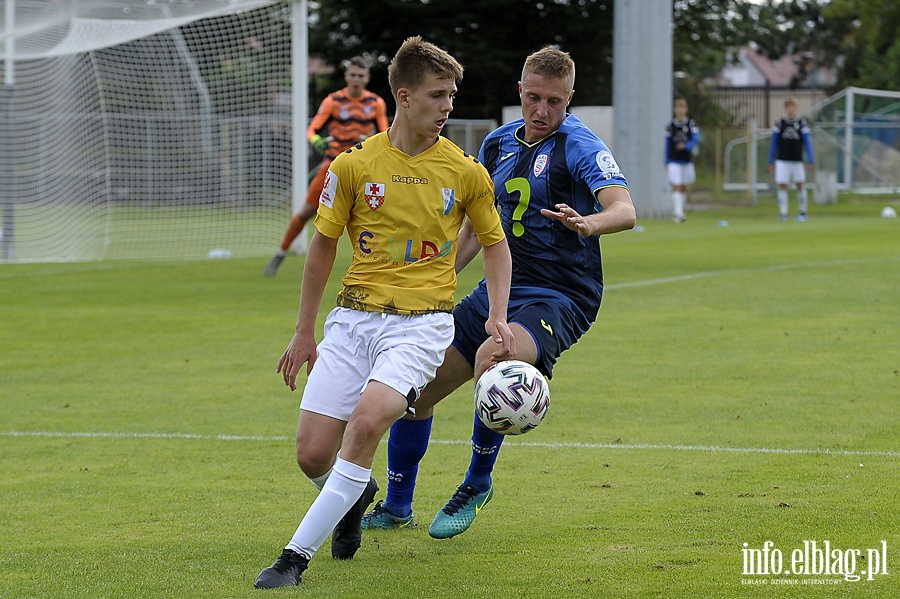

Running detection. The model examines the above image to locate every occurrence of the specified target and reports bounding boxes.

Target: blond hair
[522,46,575,92]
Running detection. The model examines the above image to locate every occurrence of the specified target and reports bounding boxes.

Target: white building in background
[714,42,837,89]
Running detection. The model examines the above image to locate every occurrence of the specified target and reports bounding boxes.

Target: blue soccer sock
[383,416,433,518]
[463,413,505,492]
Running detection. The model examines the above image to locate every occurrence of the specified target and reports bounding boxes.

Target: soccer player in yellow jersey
[254,36,514,589]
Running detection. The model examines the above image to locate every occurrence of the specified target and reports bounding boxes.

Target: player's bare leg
[329,381,408,559]
[361,347,471,529]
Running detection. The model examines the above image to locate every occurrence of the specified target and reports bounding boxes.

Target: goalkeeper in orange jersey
[264,56,389,276]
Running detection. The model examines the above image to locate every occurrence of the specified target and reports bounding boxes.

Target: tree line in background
[182,0,899,123]
[307,0,898,122]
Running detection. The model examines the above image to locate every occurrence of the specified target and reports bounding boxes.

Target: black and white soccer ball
[474,360,550,436]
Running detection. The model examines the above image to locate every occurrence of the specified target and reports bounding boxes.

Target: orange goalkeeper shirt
[306,88,389,159]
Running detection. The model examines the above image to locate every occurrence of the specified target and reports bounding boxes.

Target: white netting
[1,0,294,262]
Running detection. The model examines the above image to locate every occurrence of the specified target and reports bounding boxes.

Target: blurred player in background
[665,98,699,223]
[768,97,814,222]
[264,56,389,276]
[361,47,635,540]
[253,36,513,588]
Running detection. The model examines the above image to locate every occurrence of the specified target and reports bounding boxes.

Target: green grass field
[2,197,898,598]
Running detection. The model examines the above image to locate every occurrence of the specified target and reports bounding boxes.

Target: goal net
[1,0,295,263]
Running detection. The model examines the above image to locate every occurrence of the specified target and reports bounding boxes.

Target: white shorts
[299,308,454,421]
[667,162,696,186]
[774,160,806,185]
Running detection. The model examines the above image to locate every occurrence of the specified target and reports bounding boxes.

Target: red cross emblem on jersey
[365,181,385,210]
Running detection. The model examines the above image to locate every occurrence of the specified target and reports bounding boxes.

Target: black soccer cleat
[331,476,379,560]
[254,548,309,589]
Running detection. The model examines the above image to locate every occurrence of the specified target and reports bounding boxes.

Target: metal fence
[706,87,828,128]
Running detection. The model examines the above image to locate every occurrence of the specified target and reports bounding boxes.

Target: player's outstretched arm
[480,237,515,362]
[277,231,338,390]
[540,186,635,237]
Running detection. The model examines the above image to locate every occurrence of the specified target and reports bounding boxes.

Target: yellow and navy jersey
[315,132,502,314]
[478,114,628,321]
[306,88,389,159]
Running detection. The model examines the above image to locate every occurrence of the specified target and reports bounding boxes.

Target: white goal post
[1,0,308,263]
[722,86,900,199]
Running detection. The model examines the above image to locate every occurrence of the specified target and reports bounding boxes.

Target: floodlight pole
[612,0,672,219]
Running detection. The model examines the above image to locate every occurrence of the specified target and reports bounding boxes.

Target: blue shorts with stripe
[451,280,593,379]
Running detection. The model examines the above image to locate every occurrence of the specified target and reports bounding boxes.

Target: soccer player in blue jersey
[768,98,814,222]
[665,98,700,223]
[253,36,513,588]
[362,47,636,539]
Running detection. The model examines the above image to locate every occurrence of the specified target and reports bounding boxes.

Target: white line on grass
[3,430,898,457]
[605,256,900,290]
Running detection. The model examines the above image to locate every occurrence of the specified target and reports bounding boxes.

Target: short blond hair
[522,46,575,93]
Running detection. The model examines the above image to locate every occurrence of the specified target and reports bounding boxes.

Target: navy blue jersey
[478,114,628,321]
[768,117,814,163]
[665,118,699,163]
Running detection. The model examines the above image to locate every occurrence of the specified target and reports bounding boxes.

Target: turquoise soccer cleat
[428,483,493,539]
[361,500,416,530]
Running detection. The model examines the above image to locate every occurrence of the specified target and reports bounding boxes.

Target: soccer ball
[881,206,897,219]
[474,360,550,435]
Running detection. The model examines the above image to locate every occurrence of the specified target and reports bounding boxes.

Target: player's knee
[295,445,334,477]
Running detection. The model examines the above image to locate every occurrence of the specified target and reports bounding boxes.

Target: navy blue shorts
[452,280,593,379]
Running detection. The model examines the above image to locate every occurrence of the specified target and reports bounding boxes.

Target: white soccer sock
[777,190,788,216]
[307,466,333,491]
[672,191,685,218]
[286,456,371,558]
[797,188,808,213]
